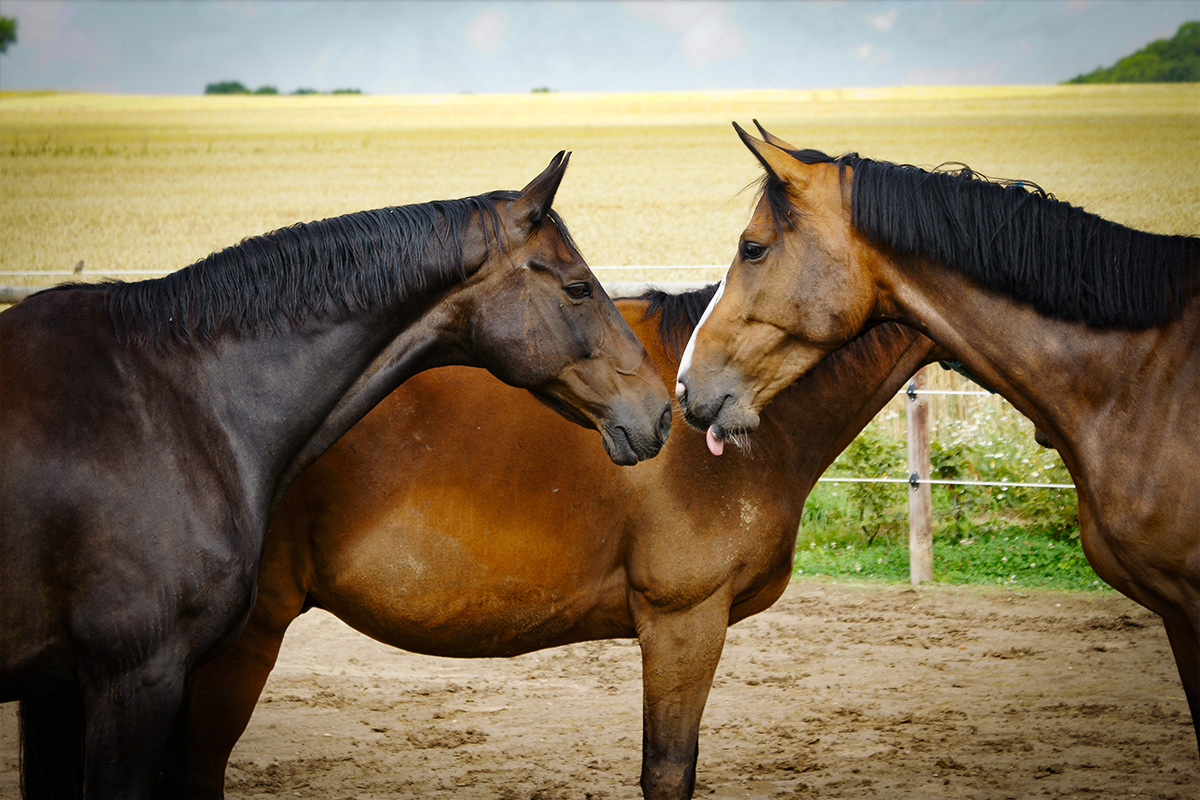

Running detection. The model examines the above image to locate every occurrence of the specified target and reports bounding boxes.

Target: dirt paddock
[2,580,1195,799]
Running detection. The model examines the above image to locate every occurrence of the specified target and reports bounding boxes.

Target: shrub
[204,81,250,95]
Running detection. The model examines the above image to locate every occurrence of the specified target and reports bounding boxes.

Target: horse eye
[741,242,767,261]
[565,282,592,299]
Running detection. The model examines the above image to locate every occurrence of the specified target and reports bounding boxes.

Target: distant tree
[531,87,552,93]
[253,85,279,95]
[292,88,319,95]
[0,16,17,54]
[204,80,251,95]
[1066,21,1200,83]
[330,88,363,95]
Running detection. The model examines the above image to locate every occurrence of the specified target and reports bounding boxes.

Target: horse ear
[734,122,809,193]
[752,120,799,152]
[514,151,570,231]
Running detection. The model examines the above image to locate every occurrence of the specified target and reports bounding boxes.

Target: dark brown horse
[0,154,673,800]
[178,285,936,800]
[676,123,1200,753]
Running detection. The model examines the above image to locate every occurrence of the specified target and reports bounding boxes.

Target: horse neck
[622,297,935,484]
[618,299,682,394]
[191,292,456,512]
[763,323,937,481]
[878,254,1200,464]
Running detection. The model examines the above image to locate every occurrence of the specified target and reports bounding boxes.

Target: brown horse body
[676,124,1200,754]
[182,287,935,800]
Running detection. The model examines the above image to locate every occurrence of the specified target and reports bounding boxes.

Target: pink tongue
[706,426,725,456]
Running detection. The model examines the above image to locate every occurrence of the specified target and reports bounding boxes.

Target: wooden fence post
[907,367,933,585]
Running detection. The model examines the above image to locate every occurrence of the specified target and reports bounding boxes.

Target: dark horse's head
[103,153,671,466]
[443,153,672,464]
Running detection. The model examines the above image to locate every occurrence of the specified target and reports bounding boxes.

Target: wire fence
[0,263,1077,499]
[819,384,1076,491]
[2,262,1080,583]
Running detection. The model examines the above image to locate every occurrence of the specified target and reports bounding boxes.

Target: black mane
[631,283,720,360]
[99,190,572,348]
[761,149,1200,328]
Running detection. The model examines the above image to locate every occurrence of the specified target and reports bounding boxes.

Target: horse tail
[19,690,85,800]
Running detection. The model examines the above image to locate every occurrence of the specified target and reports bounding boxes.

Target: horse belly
[310,511,633,658]
[287,363,641,658]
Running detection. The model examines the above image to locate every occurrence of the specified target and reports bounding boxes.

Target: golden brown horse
[676,123,1200,755]
[177,286,937,800]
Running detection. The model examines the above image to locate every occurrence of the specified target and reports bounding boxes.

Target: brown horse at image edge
[676,122,1200,755]
[175,285,939,800]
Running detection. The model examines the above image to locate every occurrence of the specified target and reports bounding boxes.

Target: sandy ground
[2,579,1196,799]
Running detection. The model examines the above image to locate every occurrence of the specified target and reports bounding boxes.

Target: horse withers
[676,123,1200,753]
[0,153,671,800]
[178,285,938,800]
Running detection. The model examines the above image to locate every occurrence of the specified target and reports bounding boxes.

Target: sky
[0,0,1194,95]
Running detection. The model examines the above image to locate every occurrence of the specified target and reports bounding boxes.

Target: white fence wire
[0,264,1078,494]
[819,384,1076,491]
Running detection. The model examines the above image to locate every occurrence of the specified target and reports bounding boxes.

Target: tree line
[204,81,363,96]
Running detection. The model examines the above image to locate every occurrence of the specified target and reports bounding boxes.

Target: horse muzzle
[599,399,672,466]
[675,376,761,456]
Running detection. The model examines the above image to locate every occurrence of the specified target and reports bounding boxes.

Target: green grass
[793,516,1107,592]
[795,406,1107,592]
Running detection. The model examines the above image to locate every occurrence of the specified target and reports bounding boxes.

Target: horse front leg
[79,658,187,800]
[633,590,731,800]
[177,587,305,799]
[1160,610,1200,756]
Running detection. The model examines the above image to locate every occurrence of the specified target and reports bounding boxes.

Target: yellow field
[2,84,1197,292]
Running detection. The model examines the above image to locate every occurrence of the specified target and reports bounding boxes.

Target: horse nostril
[657,402,673,442]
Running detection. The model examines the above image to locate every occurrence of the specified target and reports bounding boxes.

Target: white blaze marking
[676,275,726,397]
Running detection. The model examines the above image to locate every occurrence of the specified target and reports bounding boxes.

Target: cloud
[465,8,509,56]
[906,61,999,84]
[311,40,367,83]
[622,0,746,66]
[8,0,118,69]
[852,43,892,65]
[217,0,261,19]
[865,9,898,33]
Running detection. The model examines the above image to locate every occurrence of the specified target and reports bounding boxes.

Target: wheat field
[2,84,1197,415]
[2,84,1197,290]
